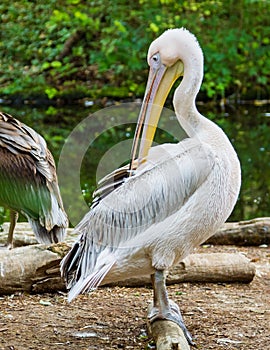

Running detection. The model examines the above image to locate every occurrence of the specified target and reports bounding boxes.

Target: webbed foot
[148,299,195,346]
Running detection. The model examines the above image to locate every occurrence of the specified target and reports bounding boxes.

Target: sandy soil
[0,245,269,350]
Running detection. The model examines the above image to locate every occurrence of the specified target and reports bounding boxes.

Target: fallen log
[205,217,270,246]
[148,320,190,350]
[112,252,255,287]
[0,243,255,296]
[0,222,75,247]
[147,308,190,350]
[0,243,69,295]
[1,217,269,247]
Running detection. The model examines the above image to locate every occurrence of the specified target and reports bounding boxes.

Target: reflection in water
[0,102,269,225]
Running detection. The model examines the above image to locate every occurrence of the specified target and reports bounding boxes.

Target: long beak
[130,60,183,170]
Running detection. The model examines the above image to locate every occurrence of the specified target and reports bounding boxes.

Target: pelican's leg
[148,269,194,346]
[6,210,19,249]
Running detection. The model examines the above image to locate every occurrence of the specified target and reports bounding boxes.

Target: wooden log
[0,243,69,295]
[1,217,269,248]
[0,222,37,247]
[0,222,75,247]
[112,252,255,287]
[147,301,191,350]
[0,242,255,295]
[205,217,270,246]
[147,319,190,350]
[169,252,256,283]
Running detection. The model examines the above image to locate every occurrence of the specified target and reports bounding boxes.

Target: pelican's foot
[148,299,195,346]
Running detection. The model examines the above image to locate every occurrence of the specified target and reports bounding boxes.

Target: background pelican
[61,28,241,344]
[0,111,68,248]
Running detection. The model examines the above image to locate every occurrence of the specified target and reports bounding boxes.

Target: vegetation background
[0,0,269,102]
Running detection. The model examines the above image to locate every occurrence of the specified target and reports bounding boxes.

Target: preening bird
[61,28,241,344]
[0,111,68,248]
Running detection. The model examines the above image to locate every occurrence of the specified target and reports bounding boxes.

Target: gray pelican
[0,111,68,248]
[61,28,241,344]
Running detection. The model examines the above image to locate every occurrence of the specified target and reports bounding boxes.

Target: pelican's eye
[151,53,161,69]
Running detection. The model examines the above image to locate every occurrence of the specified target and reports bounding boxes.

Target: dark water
[1,102,269,226]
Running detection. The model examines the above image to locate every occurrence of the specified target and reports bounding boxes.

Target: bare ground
[0,245,269,350]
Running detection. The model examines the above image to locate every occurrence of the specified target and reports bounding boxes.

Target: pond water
[0,101,269,226]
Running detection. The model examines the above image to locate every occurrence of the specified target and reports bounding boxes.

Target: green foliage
[0,0,269,100]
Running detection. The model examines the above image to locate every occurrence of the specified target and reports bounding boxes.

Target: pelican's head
[147,28,202,69]
[130,28,202,164]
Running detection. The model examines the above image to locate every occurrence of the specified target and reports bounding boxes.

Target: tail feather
[61,232,116,302]
[26,190,68,244]
[67,261,115,302]
[60,240,82,289]
[28,217,67,244]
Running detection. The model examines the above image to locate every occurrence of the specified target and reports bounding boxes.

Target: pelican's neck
[173,54,204,138]
[173,56,235,155]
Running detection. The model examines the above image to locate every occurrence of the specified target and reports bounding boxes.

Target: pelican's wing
[91,161,138,208]
[61,138,216,296]
[0,148,51,218]
[0,112,68,243]
[0,112,53,181]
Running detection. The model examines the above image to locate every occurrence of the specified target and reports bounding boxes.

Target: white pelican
[0,111,68,248]
[61,28,241,344]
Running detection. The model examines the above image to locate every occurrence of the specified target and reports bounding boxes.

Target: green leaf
[149,22,159,33]
[51,61,62,68]
[45,87,58,99]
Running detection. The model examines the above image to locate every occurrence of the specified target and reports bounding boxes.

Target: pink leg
[148,270,194,346]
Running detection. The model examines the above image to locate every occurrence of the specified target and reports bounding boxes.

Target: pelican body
[61,28,241,343]
[0,111,68,248]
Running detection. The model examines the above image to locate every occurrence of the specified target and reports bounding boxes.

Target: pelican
[61,28,241,344]
[0,111,68,248]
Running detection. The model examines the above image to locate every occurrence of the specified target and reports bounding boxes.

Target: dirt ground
[0,245,269,350]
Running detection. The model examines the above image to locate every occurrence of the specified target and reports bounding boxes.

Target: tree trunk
[0,243,255,296]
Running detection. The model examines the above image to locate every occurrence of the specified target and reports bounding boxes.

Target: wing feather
[62,138,216,292]
[0,112,68,243]
[0,112,53,181]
